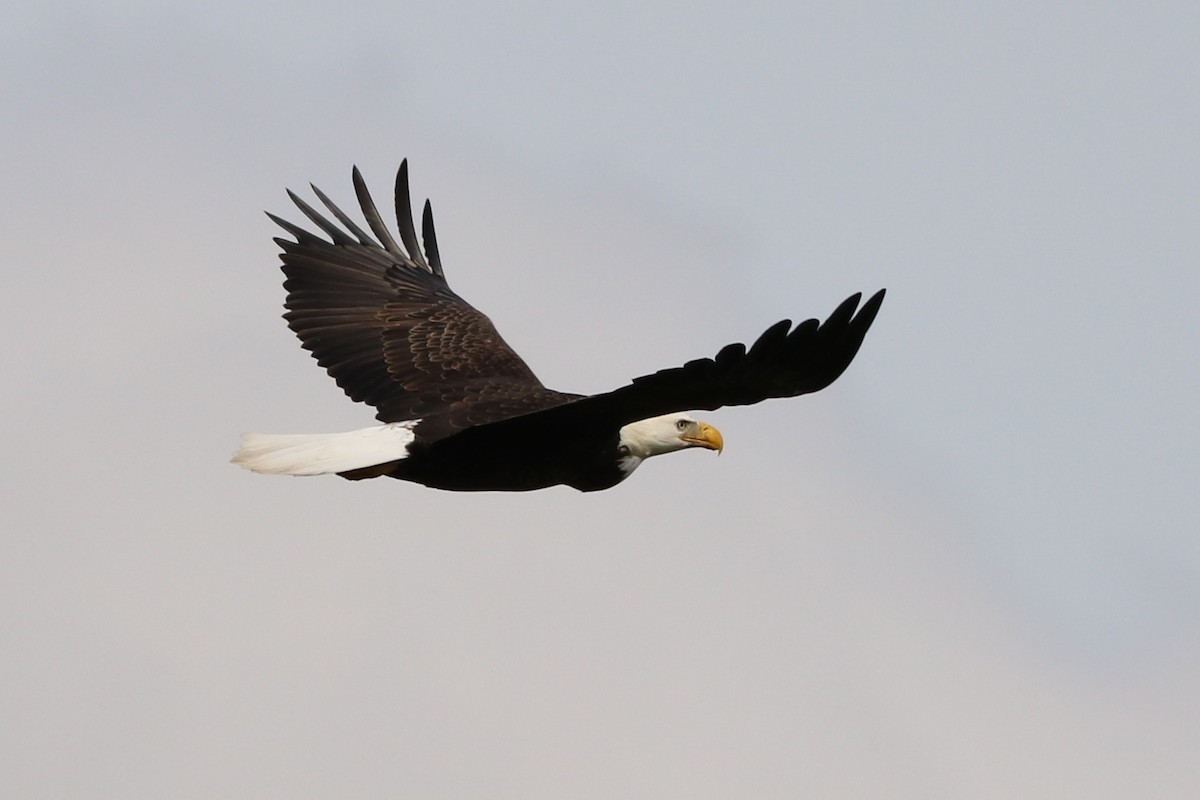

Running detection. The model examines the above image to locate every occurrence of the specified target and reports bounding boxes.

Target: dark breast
[387,426,628,492]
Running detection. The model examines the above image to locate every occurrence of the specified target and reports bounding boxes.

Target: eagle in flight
[232,161,885,491]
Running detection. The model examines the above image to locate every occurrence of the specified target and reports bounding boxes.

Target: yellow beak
[684,421,724,454]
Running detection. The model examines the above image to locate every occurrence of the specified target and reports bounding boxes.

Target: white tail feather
[231,422,418,476]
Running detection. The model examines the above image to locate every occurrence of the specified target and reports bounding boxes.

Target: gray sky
[4,2,1198,797]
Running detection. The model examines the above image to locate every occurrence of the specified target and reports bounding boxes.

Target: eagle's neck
[616,450,644,479]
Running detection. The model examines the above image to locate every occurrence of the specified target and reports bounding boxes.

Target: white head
[616,412,724,476]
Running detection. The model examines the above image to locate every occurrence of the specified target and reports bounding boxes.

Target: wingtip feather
[353,165,406,258]
[394,160,428,270]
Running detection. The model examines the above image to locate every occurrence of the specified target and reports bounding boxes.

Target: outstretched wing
[437,289,886,450]
[270,161,556,426]
[586,288,886,422]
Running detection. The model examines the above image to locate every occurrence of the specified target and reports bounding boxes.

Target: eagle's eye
[675,419,689,431]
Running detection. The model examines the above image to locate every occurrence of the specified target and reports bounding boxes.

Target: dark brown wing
[438,289,885,450]
[587,288,887,421]
[271,161,560,429]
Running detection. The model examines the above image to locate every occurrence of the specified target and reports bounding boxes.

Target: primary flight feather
[232,161,885,491]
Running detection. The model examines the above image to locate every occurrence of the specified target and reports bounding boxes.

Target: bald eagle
[232,161,885,492]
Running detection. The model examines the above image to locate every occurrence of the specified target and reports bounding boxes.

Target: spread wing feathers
[441,289,886,450]
[270,161,547,426]
[602,288,887,419]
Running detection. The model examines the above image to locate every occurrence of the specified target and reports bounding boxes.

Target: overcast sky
[4,2,1198,797]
